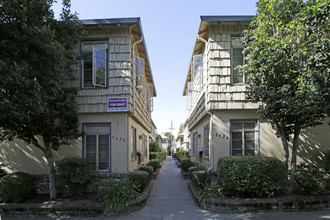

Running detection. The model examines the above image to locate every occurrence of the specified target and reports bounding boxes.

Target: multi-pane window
[135,57,145,90]
[231,121,258,156]
[192,132,198,154]
[192,55,203,91]
[143,134,147,158]
[131,127,137,160]
[84,125,110,171]
[81,41,108,88]
[231,37,248,84]
[203,124,209,157]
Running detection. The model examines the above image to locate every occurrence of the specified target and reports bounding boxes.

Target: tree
[241,0,329,194]
[0,0,83,200]
[164,132,174,155]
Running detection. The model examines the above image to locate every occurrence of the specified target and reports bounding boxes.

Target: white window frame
[231,36,247,84]
[81,40,108,88]
[135,57,145,91]
[84,124,111,171]
[203,123,209,158]
[131,127,137,160]
[230,120,259,156]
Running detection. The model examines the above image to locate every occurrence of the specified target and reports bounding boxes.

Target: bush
[149,152,166,161]
[192,170,210,188]
[294,162,325,196]
[128,171,150,192]
[188,166,206,180]
[0,164,7,178]
[198,182,225,204]
[174,150,189,161]
[56,156,95,197]
[97,179,140,212]
[149,141,161,152]
[138,166,154,178]
[180,158,194,172]
[323,150,330,173]
[0,172,35,202]
[218,156,285,198]
[148,159,161,172]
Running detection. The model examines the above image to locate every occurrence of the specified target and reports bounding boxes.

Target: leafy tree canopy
[241,0,329,193]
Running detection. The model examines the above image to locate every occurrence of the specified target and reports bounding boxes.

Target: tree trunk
[276,122,290,194]
[288,124,301,194]
[44,142,57,200]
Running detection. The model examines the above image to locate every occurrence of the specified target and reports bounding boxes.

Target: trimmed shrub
[294,162,325,196]
[56,156,95,197]
[188,166,206,180]
[97,179,140,212]
[149,141,161,153]
[128,171,150,192]
[148,159,161,172]
[174,150,189,161]
[218,156,285,198]
[180,158,194,172]
[0,172,35,202]
[149,152,166,161]
[192,170,210,188]
[198,182,225,204]
[138,166,154,178]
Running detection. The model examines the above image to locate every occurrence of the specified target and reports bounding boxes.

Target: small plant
[294,162,325,196]
[180,158,193,172]
[0,163,7,178]
[192,170,210,188]
[97,179,140,212]
[128,171,150,192]
[55,156,95,197]
[138,166,154,178]
[198,182,225,204]
[0,172,35,203]
[188,166,206,180]
[147,159,161,172]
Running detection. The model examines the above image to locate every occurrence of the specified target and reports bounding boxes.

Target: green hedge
[55,156,95,197]
[138,166,154,177]
[149,152,166,161]
[128,171,150,192]
[188,166,206,180]
[192,170,210,188]
[0,172,35,202]
[174,150,189,161]
[147,159,161,172]
[218,156,285,198]
[180,158,194,172]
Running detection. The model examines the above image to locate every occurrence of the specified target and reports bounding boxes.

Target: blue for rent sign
[107,97,128,112]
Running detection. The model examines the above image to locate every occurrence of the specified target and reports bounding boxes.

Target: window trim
[229,119,260,156]
[203,123,210,159]
[79,38,109,89]
[131,126,137,161]
[143,134,148,158]
[230,34,247,85]
[82,122,112,172]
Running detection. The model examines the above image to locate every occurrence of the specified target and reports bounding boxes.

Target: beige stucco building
[183,16,330,171]
[0,18,157,174]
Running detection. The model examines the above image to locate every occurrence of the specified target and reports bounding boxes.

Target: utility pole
[169,120,174,156]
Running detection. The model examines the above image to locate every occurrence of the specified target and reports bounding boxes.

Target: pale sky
[52,0,258,137]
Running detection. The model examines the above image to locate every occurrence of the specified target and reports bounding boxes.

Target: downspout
[128,25,143,172]
[198,34,214,173]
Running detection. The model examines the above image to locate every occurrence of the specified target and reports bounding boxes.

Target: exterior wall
[129,117,150,170]
[78,113,128,173]
[206,22,258,110]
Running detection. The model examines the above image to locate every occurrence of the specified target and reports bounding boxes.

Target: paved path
[3,156,330,220]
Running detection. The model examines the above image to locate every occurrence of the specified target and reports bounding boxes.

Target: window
[192,55,203,92]
[231,121,258,156]
[192,132,198,153]
[84,124,111,171]
[162,139,167,144]
[146,84,153,112]
[131,127,137,160]
[231,36,248,84]
[204,124,209,157]
[135,57,145,90]
[143,134,147,158]
[81,41,108,88]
